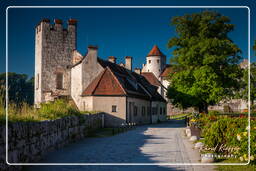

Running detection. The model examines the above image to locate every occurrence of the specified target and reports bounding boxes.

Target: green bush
[196,113,256,163]
[38,99,81,120]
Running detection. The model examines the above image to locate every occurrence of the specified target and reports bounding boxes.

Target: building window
[152,107,157,115]
[148,60,151,64]
[36,74,39,90]
[163,107,166,115]
[157,59,160,64]
[142,106,146,116]
[147,106,150,116]
[160,107,162,115]
[112,105,117,112]
[56,73,63,89]
[134,106,138,116]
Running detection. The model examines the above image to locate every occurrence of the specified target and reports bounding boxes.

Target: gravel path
[26,120,215,171]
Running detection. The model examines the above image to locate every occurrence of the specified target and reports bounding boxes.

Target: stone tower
[34,19,77,106]
[142,45,166,78]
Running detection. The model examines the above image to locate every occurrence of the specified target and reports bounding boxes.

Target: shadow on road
[25,119,189,171]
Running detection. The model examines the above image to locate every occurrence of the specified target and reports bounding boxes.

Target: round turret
[143,45,166,78]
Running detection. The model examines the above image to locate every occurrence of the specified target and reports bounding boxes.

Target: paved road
[26,120,214,171]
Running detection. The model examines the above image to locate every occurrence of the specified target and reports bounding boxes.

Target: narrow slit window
[36,74,39,89]
[56,73,63,89]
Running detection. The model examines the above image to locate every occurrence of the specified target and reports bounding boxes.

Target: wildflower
[239,156,244,161]
[237,134,241,141]
[190,119,196,122]
[243,154,248,161]
[250,155,254,161]
[246,126,250,130]
[242,132,248,136]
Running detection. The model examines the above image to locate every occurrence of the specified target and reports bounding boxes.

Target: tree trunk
[198,103,208,114]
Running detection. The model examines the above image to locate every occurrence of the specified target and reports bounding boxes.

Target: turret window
[148,60,151,64]
[56,73,64,89]
[157,59,160,63]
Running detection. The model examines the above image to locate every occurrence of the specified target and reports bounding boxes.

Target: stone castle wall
[0,113,103,170]
[35,19,76,106]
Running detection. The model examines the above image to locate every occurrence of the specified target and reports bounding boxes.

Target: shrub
[38,99,81,120]
[196,113,256,163]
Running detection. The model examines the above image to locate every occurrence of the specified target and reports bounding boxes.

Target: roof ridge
[105,67,127,95]
[147,45,165,57]
[91,68,108,95]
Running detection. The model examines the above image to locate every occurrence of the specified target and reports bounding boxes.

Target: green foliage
[192,113,256,163]
[167,11,242,113]
[239,62,256,108]
[0,72,34,105]
[38,99,81,120]
[0,94,92,124]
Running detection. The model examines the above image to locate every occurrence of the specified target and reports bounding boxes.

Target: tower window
[56,73,63,89]
[157,59,160,63]
[148,60,151,64]
[36,74,39,90]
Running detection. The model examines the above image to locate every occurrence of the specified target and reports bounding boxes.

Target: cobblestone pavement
[26,120,215,171]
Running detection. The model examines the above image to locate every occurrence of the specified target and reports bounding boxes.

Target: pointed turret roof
[147,45,165,57]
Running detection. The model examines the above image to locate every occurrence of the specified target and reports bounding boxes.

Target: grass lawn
[168,113,191,120]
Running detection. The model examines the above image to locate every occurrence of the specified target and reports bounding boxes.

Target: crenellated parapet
[35,18,77,36]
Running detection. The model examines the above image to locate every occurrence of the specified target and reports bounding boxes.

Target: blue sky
[0,0,255,77]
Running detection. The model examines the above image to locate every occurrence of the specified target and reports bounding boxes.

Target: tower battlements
[35,18,77,35]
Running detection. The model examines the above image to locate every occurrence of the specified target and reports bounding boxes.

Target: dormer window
[56,72,63,89]
[127,78,138,90]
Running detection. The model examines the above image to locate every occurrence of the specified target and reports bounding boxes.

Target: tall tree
[240,63,256,108]
[0,72,34,105]
[167,11,242,113]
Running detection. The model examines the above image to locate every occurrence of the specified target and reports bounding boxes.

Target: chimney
[108,56,116,63]
[87,45,98,65]
[119,63,125,67]
[134,68,141,75]
[125,56,132,70]
[88,45,98,50]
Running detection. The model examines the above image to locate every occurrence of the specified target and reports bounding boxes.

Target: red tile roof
[81,57,166,102]
[147,45,165,57]
[160,65,174,78]
[141,72,161,87]
[82,67,126,96]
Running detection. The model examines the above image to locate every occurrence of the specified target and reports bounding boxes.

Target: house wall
[70,47,104,110]
[93,96,127,127]
[208,99,248,112]
[71,61,83,109]
[151,101,167,123]
[126,97,151,125]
